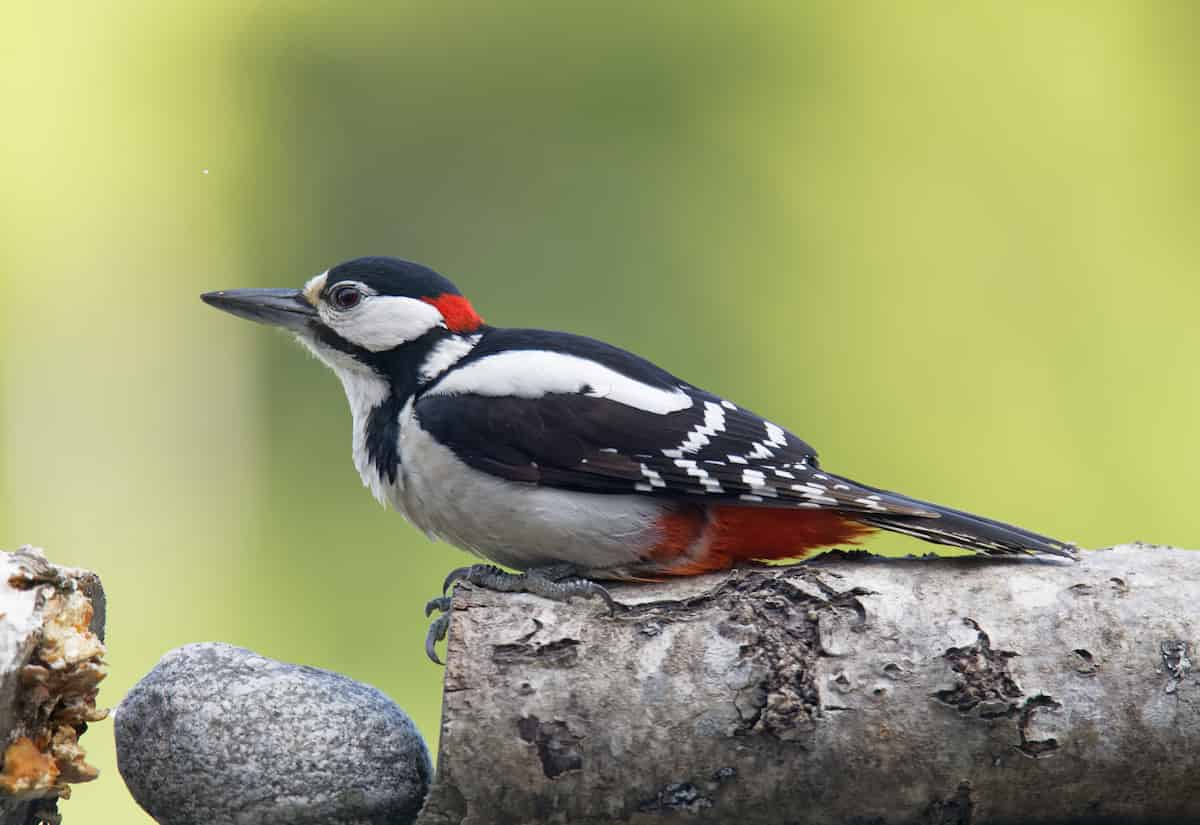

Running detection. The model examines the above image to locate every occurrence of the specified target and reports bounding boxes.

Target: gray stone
[115,643,431,825]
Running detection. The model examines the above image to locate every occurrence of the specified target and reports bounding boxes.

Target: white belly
[396,416,665,573]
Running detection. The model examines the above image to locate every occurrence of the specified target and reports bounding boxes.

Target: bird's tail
[832,474,1077,559]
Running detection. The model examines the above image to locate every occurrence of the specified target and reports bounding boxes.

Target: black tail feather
[832,476,1077,559]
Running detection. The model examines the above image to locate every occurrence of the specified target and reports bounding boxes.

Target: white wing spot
[764,422,787,447]
[741,468,778,497]
[674,401,727,454]
[639,464,667,489]
[790,483,836,504]
[675,458,724,493]
[745,442,775,460]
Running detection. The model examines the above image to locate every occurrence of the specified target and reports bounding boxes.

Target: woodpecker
[203,256,1076,662]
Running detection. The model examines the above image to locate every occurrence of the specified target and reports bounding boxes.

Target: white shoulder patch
[426,350,693,414]
[419,335,481,383]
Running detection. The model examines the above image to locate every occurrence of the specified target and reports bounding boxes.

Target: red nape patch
[422,293,484,333]
[667,506,876,576]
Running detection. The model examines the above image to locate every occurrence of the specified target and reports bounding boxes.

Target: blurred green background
[3,1,1199,821]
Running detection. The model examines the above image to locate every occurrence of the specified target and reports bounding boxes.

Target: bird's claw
[424,613,451,666]
[442,566,472,595]
[423,563,619,665]
[572,579,618,614]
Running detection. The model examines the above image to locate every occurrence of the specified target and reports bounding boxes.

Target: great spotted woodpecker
[203,256,1076,662]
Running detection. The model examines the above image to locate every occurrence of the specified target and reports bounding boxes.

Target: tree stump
[418,544,1199,825]
[0,547,107,825]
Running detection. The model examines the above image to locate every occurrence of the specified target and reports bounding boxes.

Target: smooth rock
[115,643,431,825]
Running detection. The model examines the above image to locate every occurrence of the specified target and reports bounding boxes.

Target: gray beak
[200,289,317,331]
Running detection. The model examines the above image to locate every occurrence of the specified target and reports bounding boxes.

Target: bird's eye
[329,285,363,311]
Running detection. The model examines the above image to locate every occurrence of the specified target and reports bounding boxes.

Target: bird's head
[202,256,485,382]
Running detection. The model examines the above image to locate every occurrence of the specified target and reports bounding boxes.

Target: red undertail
[650,505,875,576]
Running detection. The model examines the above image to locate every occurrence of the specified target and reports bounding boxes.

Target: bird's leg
[444,563,618,609]
[423,563,617,665]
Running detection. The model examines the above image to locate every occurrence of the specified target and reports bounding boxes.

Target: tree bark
[417,544,1199,825]
[0,547,107,825]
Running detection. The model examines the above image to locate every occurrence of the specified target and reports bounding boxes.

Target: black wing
[415,344,933,517]
[412,329,1075,557]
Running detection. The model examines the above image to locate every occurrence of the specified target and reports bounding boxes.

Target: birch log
[417,544,1199,825]
[0,547,107,825]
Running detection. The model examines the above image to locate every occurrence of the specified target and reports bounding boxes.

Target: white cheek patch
[427,350,694,414]
[322,295,445,351]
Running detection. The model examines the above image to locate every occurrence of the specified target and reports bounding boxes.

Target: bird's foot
[442,563,618,610]
[423,563,617,665]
